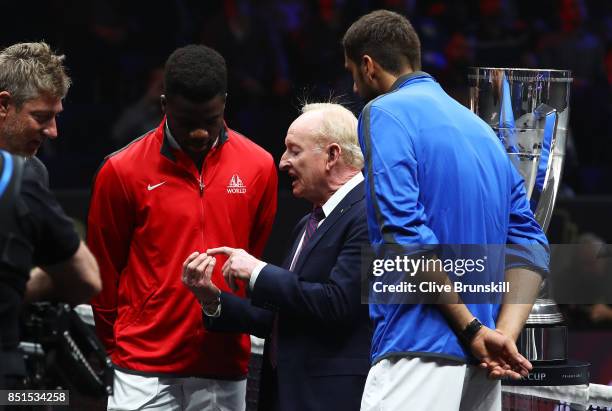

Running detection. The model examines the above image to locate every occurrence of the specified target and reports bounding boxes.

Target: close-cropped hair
[342,10,421,74]
[0,42,71,107]
[164,44,227,102]
[302,102,364,170]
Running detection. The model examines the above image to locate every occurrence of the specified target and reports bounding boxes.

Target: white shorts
[361,356,501,411]
[107,369,246,411]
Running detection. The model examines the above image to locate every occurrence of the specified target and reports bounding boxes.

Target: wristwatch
[200,293,221,317]
[460,318,483,343]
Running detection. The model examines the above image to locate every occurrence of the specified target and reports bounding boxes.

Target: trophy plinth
[469,68,577,370]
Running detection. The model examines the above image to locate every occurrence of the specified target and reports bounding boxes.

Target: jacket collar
[389,71,432,92]
[160,117,230,163]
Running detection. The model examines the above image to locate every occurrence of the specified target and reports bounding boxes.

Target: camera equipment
[19,302,113,397]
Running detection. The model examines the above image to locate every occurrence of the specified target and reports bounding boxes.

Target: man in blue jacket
[342,10,549,411]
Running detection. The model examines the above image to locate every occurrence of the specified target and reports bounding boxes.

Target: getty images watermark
[361,243,612,305]
[360,244,554,305]
[371,254,510,295]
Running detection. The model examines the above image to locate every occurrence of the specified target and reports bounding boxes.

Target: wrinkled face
[279,113,328,204]
[0,93,63,157]
[344,53,378,102]
[163,94,225,154]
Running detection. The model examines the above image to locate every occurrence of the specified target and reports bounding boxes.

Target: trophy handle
[497,72,519,159]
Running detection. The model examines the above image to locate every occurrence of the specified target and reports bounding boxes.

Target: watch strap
[460,317,483,343]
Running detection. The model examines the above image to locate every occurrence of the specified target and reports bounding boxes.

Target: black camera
[19,302,113,398]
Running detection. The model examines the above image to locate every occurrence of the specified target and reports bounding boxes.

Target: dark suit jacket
[205,181,371,411]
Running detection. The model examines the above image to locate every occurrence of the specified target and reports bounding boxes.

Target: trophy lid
[468,67,573,82]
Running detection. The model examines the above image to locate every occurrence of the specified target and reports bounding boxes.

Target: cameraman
[0,42,101,391]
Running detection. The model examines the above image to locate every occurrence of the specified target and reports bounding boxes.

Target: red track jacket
[87,120,277,378]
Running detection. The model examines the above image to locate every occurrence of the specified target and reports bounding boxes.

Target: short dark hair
[164,45,227,102]
[342,10,421,74]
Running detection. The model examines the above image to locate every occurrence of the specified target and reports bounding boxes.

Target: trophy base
[502,360,590,386]
[518,324,568,362]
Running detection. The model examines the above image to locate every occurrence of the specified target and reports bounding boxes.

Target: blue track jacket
[358,72,549,363]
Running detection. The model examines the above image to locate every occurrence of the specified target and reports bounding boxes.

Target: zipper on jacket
[198,175,205,196]
[198,171,206,251]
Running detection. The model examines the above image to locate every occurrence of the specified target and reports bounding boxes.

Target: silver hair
[0,42,71,106]
[301,102,364,169]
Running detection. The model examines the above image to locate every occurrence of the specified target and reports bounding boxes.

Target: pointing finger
[207,247,234,256]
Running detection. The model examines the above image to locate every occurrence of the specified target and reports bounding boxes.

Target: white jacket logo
[227,174,246,194]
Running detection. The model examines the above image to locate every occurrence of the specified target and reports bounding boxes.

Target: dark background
[3,0,611,385]
[2,0,610,194]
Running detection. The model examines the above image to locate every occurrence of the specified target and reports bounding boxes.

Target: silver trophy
[468,68,572,363]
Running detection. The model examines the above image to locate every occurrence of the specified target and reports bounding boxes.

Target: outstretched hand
[470,326,532,380]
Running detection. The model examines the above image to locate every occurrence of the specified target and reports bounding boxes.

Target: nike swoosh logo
[147,182,166,191]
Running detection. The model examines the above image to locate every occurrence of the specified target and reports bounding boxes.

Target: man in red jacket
[87,45,277,411]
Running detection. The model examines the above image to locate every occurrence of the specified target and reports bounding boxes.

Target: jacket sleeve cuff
[249,261,268,290]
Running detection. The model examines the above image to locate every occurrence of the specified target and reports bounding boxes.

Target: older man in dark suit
[182,102,371,411]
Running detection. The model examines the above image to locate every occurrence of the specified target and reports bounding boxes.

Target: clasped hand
[470,326,532,380]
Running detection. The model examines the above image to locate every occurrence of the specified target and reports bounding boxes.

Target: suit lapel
[291,182,365,273]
